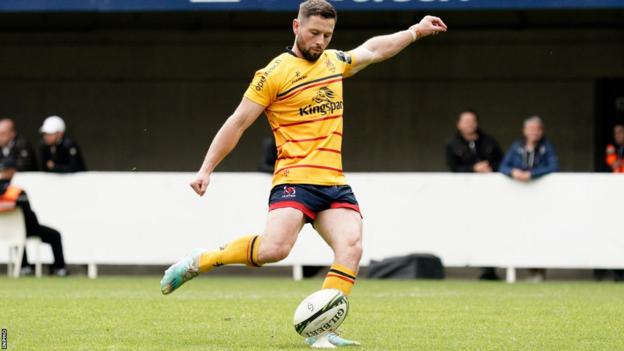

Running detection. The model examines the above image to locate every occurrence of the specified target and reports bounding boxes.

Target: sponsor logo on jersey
[292,71,307,84]
[299,87,344,116]
[255,59,282,91]
[255,75,267,91]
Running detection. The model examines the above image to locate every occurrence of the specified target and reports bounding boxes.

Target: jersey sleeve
[333,50,357,77]
[243,58,283,108]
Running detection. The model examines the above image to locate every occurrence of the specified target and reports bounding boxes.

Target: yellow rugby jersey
[244,48,356,187]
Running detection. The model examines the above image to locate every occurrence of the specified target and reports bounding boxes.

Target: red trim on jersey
[269,201,316,220]
[276,148,342,161]
[277,136,329,149]
[276,155,308,160]
[277,78,343,101]
[273,164,343,175]
[272,114,342,132]
[277,73,342,98]
[316,148,341,154]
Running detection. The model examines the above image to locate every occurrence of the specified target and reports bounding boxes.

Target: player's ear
[293,18,300,36]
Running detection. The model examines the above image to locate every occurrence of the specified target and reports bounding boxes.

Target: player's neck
[290,43,305,60]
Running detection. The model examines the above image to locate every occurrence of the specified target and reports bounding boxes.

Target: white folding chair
[0,208,42,278]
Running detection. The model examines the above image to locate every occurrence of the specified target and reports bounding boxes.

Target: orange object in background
[605,144,624,173]
[0,185,22,212]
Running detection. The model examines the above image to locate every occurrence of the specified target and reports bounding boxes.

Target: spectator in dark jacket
[500,116,559,283]
[0,158,67,276]
[39,115,86,173]
[500,116,559,182]
[446,109,503,173]
[0,118,38,171]
[446,109,503,281]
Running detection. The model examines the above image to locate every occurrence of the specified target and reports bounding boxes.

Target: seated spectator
[445,109,503,281]
[605,123,624,173]
[39,115,86,173]
[500,116,559,182]
[500,116,559,282]
[0,158,68,276]
[0,118,38,171]
[446,109,503,173]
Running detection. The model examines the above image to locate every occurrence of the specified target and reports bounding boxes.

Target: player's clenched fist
[411,15,447,38]
[190,172,211,196]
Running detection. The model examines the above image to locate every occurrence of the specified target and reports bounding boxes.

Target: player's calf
[333,239,363,271]
[257,240,294,263]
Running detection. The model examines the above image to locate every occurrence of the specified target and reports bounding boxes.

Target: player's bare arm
[347,15,447,76]
[190,97,265,196]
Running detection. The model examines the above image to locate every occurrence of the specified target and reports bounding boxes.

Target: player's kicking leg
[160,208,304,294]
[306,208,363,347]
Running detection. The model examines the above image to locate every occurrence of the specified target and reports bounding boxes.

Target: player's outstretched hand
[190,172,211,196]
[411,15,448,38]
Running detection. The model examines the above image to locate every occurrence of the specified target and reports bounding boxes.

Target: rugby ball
[293,289,349,338]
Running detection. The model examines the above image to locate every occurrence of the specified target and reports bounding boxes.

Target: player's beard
[296,36,323,62]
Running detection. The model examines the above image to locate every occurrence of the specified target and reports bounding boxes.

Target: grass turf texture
[1,277,623,350]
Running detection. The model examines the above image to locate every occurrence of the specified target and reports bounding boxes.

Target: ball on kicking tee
[293,289,349,338]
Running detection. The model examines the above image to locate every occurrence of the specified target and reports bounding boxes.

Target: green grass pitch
[1,277,623,350]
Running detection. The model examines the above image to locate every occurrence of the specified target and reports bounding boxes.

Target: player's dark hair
[458,109,478,121]
[299,0,337,20]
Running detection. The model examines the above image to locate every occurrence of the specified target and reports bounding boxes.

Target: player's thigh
[263,207,306,248]
[314,208,362,251]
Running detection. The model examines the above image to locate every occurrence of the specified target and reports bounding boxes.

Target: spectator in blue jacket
[500,116,559,182]
[500,116,558,282]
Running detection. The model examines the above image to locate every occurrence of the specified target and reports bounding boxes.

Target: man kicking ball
[161,0,446,346]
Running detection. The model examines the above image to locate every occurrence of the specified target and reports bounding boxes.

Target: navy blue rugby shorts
[268,184,362,223]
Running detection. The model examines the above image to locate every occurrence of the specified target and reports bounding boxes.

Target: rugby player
[161,0,446,346]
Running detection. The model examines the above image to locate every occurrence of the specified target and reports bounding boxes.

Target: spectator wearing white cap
[39,115,86,173]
